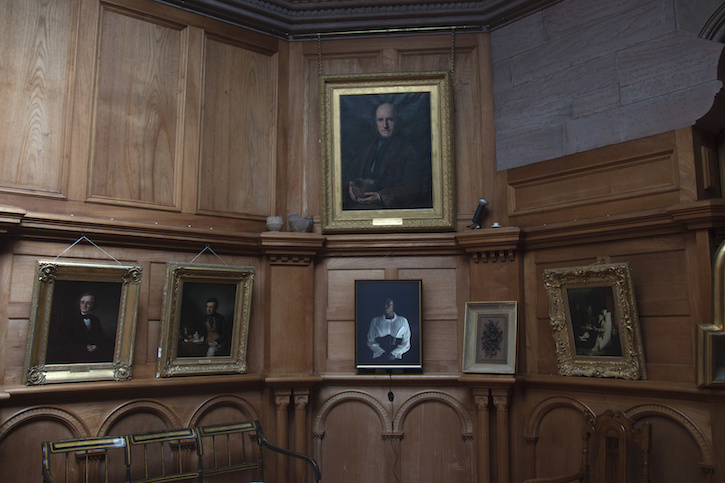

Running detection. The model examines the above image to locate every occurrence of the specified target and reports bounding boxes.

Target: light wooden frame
[698,239,725,386]
[355,279,422,370]
[24,260,142,385]
[543,262,647,380]
[157,262,254,377]
[462,301,518,374]
[320,71,454,233]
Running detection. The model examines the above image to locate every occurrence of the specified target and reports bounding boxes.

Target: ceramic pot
[288,213,313,232]
[266,215,284,231]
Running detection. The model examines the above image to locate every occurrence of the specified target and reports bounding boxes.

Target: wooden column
[275,389,291,483]
[294,391,309,483]
[457,229,521,482]
[492,389,510,483]
[461,377,516,483]
[261,232,324,482]
[474,394,491,483]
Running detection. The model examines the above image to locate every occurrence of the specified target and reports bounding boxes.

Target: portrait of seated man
[177,284,236,358]
[341,95,433,211]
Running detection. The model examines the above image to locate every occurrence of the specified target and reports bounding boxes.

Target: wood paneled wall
[1,1,724,482]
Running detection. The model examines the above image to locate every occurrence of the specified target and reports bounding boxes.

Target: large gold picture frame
[698,239,725,386]
[24,260,142,385]
[543,262,647,380]
[320,71,454,233]
[157,263,255,377]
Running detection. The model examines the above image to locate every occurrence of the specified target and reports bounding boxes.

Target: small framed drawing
[462,301,518,374]
[157,262,255,377]
[355,279,422,370]
[320,71,455,233]
[24,260,142,385]
[543,262,647,380]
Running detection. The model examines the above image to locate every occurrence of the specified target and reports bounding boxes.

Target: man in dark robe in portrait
[343,102,432,210]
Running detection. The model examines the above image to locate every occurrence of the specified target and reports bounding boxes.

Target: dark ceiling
[154,0,562,39]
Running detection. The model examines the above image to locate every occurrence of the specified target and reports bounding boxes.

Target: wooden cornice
[260,231,326,265]
[519,200,725,250]
[153,0,564,39]
[455,226,521,262]
[3,208,262,254]
[0,205,25,234]
[322,231,462,257]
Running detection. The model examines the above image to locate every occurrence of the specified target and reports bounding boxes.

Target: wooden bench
[42,420,321,482]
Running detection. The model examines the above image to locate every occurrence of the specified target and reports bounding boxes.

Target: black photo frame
[355,279,422,370]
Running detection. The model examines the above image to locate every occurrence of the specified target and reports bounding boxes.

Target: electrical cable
[388,372,400,482]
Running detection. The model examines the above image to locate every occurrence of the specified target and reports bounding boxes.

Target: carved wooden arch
[312,390,391,436]
[625,403,715,470]
[187,394,260,427]
[524,396,595,441]
[0,406,89,443]
[98,399,181,436]
[393,390,474,436]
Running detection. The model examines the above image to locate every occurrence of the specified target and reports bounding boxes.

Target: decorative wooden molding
[313,390,392,434]
[14,210,262,252]
[455,227,521,263]
[98,400,181,436]
[322,232,461,257]
[668,199,725,230]
[188,395,260,427]
[626,403,715,468]
[524,395,595,440]
[260,232,325,266]
[393,390,474,435]
[0,205,25,234]
[0,406,89,442]
[158,0,558,39]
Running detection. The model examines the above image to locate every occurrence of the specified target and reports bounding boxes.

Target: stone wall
[491,0,724,170]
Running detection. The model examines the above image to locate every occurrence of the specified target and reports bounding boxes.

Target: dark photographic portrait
[355,280,422,370]
[177,282,237,358]
[46,280,122,364]
[567,287,622,357]
[340,93,433,211]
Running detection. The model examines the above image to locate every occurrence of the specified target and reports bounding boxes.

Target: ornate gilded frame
[24,260,142,385]
[543,262,647,380]
[698,239,725,386]
[462,301,518,374]
[320,71,454,233]
[157,263,254,377]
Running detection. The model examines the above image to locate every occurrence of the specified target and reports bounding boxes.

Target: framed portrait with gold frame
[698,239,725,387]
[462,301,518,374]
[543,262,646,380]
[157,263,255,377]
[320,71,454,233]
[24,260,142,385]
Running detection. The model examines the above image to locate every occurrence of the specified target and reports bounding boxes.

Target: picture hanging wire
[52,235,122,265]
[189,244,228,265]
